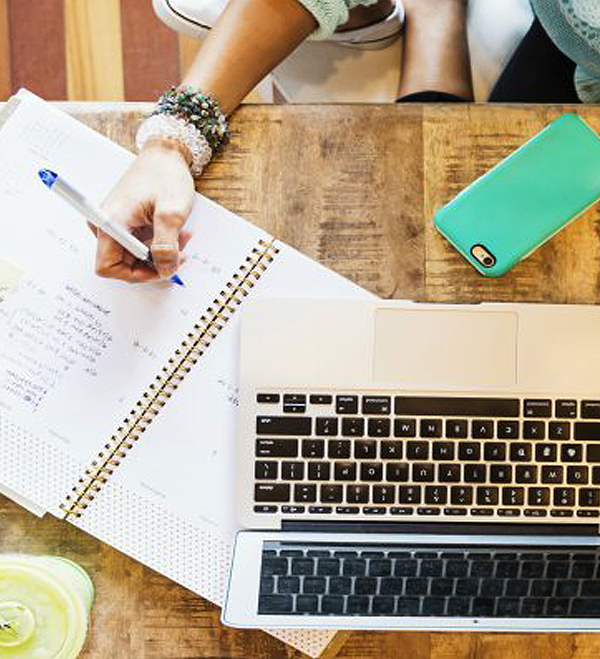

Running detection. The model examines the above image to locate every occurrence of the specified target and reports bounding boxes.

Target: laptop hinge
[281,520,600,537]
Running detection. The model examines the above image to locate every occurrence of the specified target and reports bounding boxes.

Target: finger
[151,211,185,277]
[179,230,193,250]
[96,229,158,283]
[87,221,98,237]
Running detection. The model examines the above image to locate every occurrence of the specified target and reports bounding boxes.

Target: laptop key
[561,445,583,462]
[497,420,519,439]
[396,597,421,615]
[255,484,290,502]
[394,560,417,577]
[262,558,288,576]
[309,394,332,405]
[431,578,453,596]
[381,441,403,459]
[342,417,365,437]
[257,393,280,404]
[394,418,416,437]
[368,418,391,437]
[549,422,570,440]
[347,596,370,614]
[413,464,435,482]
[317,558,340,576]
[476,487,499,506]
[523,421,545,439]
[355,440,376,459]
[258,594,293,614]
[521,598,544,616]
[329,576,352,594]
[277,576,300,594]
[524,400,552,418]
[387,463,410,482]
[556,399,577,418]
[439,465,461,482]
[361,462,383,481]
[399,485,421,504]
[296,595,319,613]
[321,484,343,503]
[373,485,395,504]
[334,462,356,481]
[464,464,486,482]
[294,484,317,502]
[447,597,470,616]
[302,440,325,458]
[459,442,481,460]
[303,577,326,594]
[260,576,274,594]
[502,487,524,506]
[450,486,473,505]
[575,422,600,440]
[355,577,377,595]
[281,461,304,480]
[422,597,445,616]
[255,461,278,480]
[347,485,369,504]
[446,420,468,438]
[433,442,455,460]
[420,419,442,437]
[395,396,519,418]
[321,596,345,614]
[510,443,532,462]
[581,400,600,419]
[484,443,506,461]
[316,417,338,436]
[516,465,537,483]
[472,598,495,616]
[372,596,395,614]
[336,395,358,414]
[362,395,391,415]
[579,488,600,506]
[291,558,314,576]
[407,441,429,460]
[425,486,447,505]
[471,421,493,439]
[256,439,298,458]
[308,461,330,480]
[328,440,351,459]
[257,416,311,435]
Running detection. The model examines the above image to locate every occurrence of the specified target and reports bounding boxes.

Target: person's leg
[397,0,472,101]
[489,17,578,102]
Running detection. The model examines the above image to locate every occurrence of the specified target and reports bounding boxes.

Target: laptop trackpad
[374,309,518,388]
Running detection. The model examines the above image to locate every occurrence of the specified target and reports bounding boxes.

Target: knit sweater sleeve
[296,0,379,39]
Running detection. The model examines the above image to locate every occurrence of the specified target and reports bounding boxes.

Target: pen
[38,169,184,286]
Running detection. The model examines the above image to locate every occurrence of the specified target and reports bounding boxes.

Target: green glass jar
[0,554,93,659]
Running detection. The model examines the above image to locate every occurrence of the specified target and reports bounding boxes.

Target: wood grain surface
[3,103,600,659]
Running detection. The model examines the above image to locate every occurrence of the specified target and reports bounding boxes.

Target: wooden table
[3,103,600,659]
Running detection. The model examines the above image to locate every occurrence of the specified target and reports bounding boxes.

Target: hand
[95,138,195,283]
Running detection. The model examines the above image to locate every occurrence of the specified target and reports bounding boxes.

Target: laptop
[223,298,600,630]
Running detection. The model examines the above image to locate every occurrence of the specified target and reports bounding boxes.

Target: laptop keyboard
[258,543,600,617]
[253,394,600,519]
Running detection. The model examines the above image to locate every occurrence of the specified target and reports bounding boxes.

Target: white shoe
[153,0,404,49]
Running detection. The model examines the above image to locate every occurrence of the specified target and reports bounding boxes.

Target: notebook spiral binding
[60,238,280,520]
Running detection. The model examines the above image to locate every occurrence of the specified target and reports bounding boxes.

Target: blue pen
[38,169,184,286]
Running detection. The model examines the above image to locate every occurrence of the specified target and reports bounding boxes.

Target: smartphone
[434,114,600,277]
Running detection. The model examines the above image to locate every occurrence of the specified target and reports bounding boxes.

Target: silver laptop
[223,299,600,630]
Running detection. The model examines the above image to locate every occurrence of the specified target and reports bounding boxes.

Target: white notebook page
[0,93,268,512]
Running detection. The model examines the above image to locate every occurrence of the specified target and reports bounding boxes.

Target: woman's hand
[96,138,195,283]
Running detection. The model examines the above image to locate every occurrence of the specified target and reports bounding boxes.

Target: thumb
[151,211,184,277]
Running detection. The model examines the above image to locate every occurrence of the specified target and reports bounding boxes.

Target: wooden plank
[65,0,125,101]
[0,0,10,100]
[8,0,66,99]
[120,0,180,101]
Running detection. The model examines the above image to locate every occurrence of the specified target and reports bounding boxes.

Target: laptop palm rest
[373,309,518,388]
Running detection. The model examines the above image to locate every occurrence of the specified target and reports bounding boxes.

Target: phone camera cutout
[470,244,496,268]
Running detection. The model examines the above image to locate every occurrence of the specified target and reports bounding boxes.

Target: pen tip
[38,169,58,188]
[170,274,185,286]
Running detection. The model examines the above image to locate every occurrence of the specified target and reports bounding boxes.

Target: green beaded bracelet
[153,84,230,152]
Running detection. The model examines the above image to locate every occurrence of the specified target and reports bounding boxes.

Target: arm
[97,0,316,283]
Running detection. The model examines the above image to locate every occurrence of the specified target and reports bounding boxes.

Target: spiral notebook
[0,90,372,657]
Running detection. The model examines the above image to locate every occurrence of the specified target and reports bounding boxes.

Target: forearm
[183,0,317,114]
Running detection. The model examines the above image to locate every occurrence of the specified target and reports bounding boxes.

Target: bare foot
[336,0,395,32]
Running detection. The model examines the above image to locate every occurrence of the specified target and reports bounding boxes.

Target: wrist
[142,136,193,167]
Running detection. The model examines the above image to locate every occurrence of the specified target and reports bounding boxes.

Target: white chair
[154,0,534,102]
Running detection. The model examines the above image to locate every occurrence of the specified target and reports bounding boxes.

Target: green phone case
[433,114,600,277]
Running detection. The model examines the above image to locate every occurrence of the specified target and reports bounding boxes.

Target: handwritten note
[0,281,113,410]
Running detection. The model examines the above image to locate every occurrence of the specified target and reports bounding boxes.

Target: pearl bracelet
[135,114,213,176]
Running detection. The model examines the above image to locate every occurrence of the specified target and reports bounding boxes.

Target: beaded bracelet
[155,85,230,152]
[135,84,230,176]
